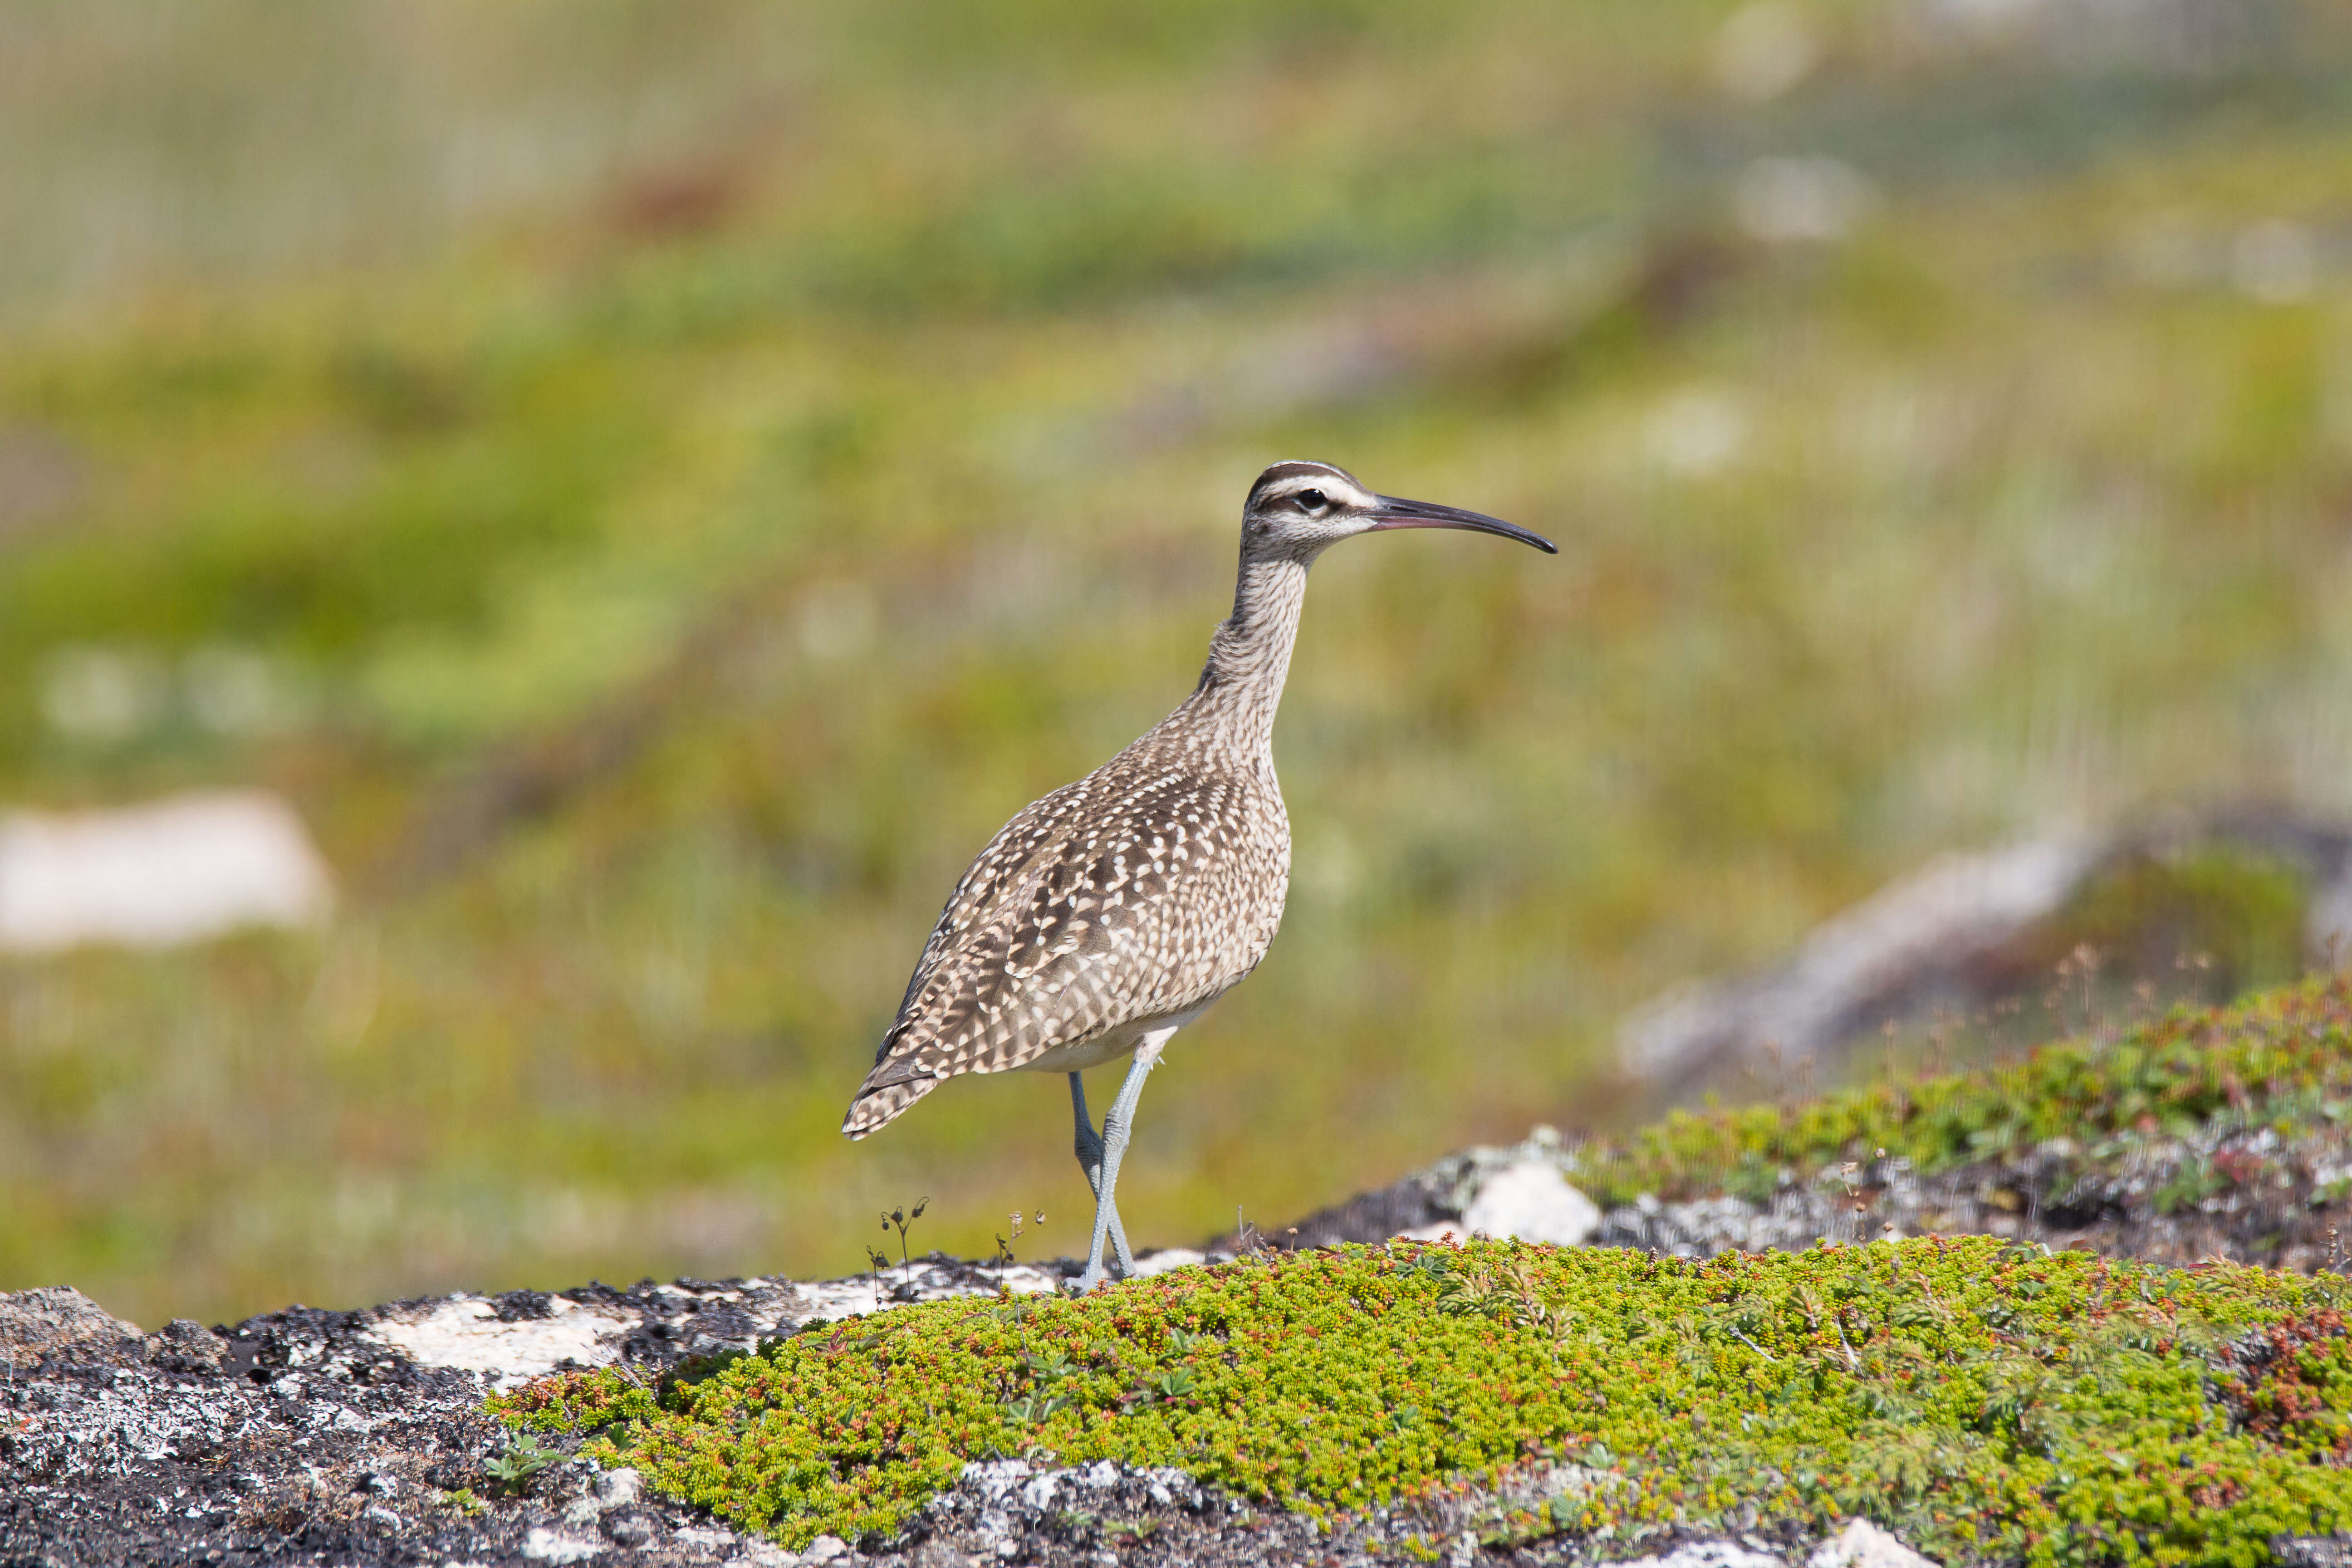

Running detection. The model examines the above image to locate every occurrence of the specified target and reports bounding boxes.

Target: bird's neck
[1187,553,1309,759]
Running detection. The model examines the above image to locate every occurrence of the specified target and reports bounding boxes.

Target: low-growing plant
[881,1198,930,1299]
[1578,976,2352,1206]
[503,1234,2352,1565]
[481,1430,563,1494]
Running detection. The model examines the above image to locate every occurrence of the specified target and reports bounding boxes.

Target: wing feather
[842,746,1285,1139]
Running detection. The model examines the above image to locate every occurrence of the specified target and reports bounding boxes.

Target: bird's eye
[1294,488,1327,513]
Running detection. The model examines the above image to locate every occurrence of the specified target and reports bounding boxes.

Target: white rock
[519,1527,602,1565]
[364,1295,637,1389]
[1618,1541,1787,1568]
[1811,1519,1938,1568]
[0,790,333,952]
[804,1535,850,1563]
[962,1459,1031,1502]
[596,1465,642,1508]
[1129,1248,1207,1277]
[1461,1160,1601,1246]
[791,1262,1061,1325]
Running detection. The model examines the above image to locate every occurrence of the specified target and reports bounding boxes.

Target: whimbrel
[842,461,1555,1289]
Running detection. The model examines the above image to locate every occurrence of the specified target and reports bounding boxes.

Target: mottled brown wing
[839,770,1245,1138]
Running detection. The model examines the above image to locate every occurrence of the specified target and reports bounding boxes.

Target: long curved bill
[1366,495,1557,554]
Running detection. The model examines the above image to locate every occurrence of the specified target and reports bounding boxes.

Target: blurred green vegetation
[3,0,2352,1326]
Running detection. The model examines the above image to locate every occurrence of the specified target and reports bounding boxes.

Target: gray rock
[602,1510,655,1547]
[144,1317,229,1372]
[596,1464,642,1508]
[519,1525,603,1564]
[0,1286,140,1367]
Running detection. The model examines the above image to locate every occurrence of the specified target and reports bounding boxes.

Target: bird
[841,460,1555,1289]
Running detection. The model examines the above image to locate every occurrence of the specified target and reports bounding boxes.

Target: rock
[2273,1540,2352,1568]
[1130,1247,1208,1276]
[908,1543,980,1568]
[365,1294,639,1389]
[519,1525,603,1564]
[807,1535,851,1563]
[1811,1519,1939,1568]
[596,1465,642,1508]
[1461,1159,1601,1246]
[602,1510,655,1547]
[0,789,333,953]
[145,1317,229,1372]
[1618,1541,1788,1568]
[0,1286,140,1366]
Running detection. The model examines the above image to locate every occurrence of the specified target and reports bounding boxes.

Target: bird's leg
[1070,1073,1105,1188]
[1076,1031,1171,1291]
[1068,1073,1131,1266]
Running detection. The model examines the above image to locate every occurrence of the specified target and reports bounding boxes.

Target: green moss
[506,1234,2352,1565]
[1583,975,2352,1207]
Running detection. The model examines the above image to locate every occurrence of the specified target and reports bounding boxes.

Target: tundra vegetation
[510,979,2352,1564]
[1585,974,2352,1208]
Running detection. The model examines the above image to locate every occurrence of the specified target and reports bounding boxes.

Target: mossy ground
[507,1233,2352,1566]
[1583,976,2352,1209]
[505,980,2352,1563]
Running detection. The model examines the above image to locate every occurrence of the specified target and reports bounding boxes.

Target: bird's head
[1240,460,1556,562]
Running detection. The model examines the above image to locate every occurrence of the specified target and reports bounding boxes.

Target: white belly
[1019,1001,1214,1074]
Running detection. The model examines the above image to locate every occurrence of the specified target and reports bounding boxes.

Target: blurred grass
[2,0,2352,1325]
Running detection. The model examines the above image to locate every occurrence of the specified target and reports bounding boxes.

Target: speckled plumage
[841,460,1553,1199]
[840,544,1305,1137]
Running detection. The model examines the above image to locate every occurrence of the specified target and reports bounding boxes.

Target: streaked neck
[1187,553,1308,758]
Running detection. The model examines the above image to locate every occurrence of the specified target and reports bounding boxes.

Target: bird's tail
[840,1068,941,1140]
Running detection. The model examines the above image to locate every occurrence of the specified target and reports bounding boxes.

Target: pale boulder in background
[0,790,334,953]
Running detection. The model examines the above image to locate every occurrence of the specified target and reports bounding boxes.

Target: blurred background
[2,0,2350,1328]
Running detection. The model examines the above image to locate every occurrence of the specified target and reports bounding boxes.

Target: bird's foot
[1071,1233,1133,1293]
